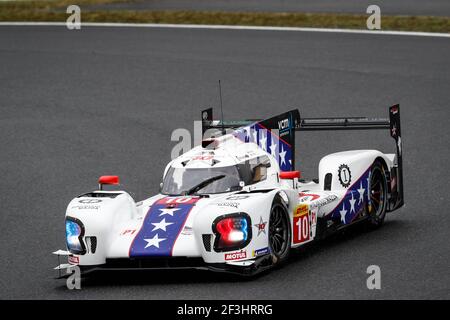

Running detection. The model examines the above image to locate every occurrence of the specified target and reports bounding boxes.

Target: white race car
[54,105,404,276]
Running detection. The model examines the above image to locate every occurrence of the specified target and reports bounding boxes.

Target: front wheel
[367,160,388,228]
[268,196,291,265]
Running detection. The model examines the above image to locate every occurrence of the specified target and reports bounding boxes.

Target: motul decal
[224,250,247,261]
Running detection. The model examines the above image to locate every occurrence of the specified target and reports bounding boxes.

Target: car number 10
[294,214,310,244]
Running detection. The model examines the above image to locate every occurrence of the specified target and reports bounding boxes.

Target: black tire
[268,196,291,265]
[367,161,388,228]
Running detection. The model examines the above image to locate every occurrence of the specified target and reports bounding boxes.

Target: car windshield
[161,166,243,195]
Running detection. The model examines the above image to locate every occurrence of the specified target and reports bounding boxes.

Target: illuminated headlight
[213,213,252,252]
[65,217,85,254]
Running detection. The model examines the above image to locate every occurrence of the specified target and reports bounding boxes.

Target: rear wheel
[367,161,388,228]
[268,196,291,265]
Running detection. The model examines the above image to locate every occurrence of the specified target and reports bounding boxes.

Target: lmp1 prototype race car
[54,105,404,276]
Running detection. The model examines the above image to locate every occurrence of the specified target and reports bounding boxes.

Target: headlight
[65,217,85,254]
[213,213,252,252]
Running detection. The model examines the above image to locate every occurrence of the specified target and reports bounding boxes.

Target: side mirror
[279,171,301,189]
[279,171,301,179]
[98,175,119,190]
[159,182,163,192]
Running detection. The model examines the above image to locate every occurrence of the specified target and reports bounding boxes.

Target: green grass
[0,0,449,33]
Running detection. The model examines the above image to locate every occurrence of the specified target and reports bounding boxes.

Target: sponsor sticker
[79,199,102,204]
[278,118,290,132]
[73,199,102,210]
[293,204,310,244]
[192,155,214,161]
[181,226,194,235]
[252,247,270,257]
[216,202,239,209]
[294,204,309,218]
[120,229,137,236]
[68,255,79,265]
[391,177,397,190]
[391,125,397,137]
[299,192,321,202]
[338,164,352,188]
[226,195,250,201]
[311,208,317,226]
[158,197,199,205]
[225,250,247,261]
[71,205,100,210]
[391,106,399,114]
[309,194,338,209]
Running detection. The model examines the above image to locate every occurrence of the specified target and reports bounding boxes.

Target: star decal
[158,208,180,217]
[244,127,251,142]
[279,145,287,166]
[252,130,258,144]
[151,218,174,232]
[349,192,356,214]
[269,140,278,158]
[254,216,267,236]
[339,203,347,223]
[144,234,166,248]
[331,170,372,225]
[357,182,365,205]
[259,130,267,151]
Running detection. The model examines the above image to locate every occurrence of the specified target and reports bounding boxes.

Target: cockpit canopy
[161,156,271,195]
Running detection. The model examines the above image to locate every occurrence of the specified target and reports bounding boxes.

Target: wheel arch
[268,191,292,263]
[373,156,391,193]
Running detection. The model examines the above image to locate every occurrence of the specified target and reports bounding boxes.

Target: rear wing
[201,104,403,210]
[297,105,403,210]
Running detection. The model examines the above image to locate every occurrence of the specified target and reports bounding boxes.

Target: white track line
[0,22,449,38]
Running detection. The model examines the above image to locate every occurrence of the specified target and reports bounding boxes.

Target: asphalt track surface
[88,0,450,17]
[0,25,449,299]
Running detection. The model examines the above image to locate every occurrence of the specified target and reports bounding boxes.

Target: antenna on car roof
[218,80,226,135]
